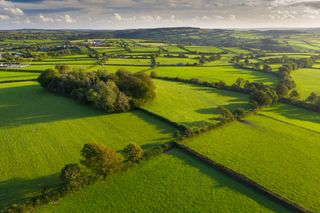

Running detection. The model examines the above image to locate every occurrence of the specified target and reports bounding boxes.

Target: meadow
[156,57,198,65]
[184,46,223,53]
[0,81,176,208]
[143,79,251,129]
[36,149,289,213]
[152,66,278,86]
[291,68,320,98]
[261,103,320,133]
[0,71,39,82]
[185,115,320,212]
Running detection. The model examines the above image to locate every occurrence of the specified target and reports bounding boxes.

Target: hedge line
[0,69,43,73]
[0,79,37,84]
[175,143,309,213]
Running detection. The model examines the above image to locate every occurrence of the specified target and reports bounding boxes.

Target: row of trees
[38,66,156,112]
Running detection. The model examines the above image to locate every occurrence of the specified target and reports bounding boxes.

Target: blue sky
[0,0,320,29]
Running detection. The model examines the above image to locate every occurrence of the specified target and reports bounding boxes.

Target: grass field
[143,79,251,129]
[0,81,176,208]
[0,71,39,82]
[156,57,198,65]
[152,66,278,86]
[185,46,223,53]
[36,149,289,213]
[291,68,320,98]
[185,115,320,212]
[105,58,150,65]
[261,103,320,132]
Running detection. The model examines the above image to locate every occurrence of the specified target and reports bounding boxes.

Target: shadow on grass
[170,149,291,213]
[0,174,61,209]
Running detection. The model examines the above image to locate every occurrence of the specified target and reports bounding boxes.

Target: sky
[0,0,320,29]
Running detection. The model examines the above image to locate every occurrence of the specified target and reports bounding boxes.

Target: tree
[289,90,300,100]
[233,109,246,121]
[306,92,318,103]
[263,64,272,72]
[276,83,289,97]
[60,164,81,185]
[218,106,235,123]
[250,90,273,107]
[80,143,123,178]
[123,144,143,163]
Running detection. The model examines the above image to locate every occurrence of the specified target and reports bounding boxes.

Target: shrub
[80,143,123,178]
[60,163,81,185]
[123,144,144,163]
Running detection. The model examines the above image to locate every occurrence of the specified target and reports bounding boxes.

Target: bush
[123,144,144,163]
[80,143,123,178]
[60,163,81,185]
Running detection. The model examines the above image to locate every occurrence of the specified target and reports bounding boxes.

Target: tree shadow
[0,174,61,209]
[263,104,320,126]
[169,149,291,212]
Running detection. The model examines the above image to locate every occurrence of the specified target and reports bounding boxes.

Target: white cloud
[0,0,24,16]
[39,14,55,22]
[229,14,236,20]
[0,14,9,20]
[64,14,76,23]
[114,13,122,21]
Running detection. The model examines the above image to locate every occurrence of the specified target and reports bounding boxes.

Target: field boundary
[175,143,309,213]
[257,113,320,135]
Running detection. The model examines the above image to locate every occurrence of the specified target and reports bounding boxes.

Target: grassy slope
[291,68,320,98]
[143,79,250,129]
[36,149,289,213]
[0,81,176,208]
[152,66,278,86]
[185,115,320,212]
[261,103,320,132]
[0,71,39,82]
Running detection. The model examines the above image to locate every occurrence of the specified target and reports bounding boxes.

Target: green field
[0,81,176,208]
[36,149,289,213]
[185,46,223,53]
[261,103,320,132]
[152,66,278,86]
[291,68,320,98]
[156,57,198,65]
[144,79,251,129]
[185,115,320,212]
[106,58,150,65]
[0,71,39,82]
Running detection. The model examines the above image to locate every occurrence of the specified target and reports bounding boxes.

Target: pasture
[152,66,278,86]
[185,115,320,212]
[291,68,320,98]
[0,81,176,208]
[36,149,289,213]
[143,79,251,129]
[0,71,39,82]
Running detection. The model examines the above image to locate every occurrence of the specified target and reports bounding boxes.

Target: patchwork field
[291,68,320,98]
[152,66,278,86]
[143,79,251,129]
[185,46,223,53]
[185,115,320,212]
[0,71,39,82]
[36,149,290,213]
[0,81,176,208]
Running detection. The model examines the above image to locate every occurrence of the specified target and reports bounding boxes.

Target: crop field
[152,66,278,86]
[291,68,320,98]
[261,103,320,132]
[36,149,289,213]
[185,115,320,212]
[105,58,150,65]
[156,57,198,65]
[0,71,39,82]
[185,46,223,53]
[143,79,251,129]
[0,81,176,208]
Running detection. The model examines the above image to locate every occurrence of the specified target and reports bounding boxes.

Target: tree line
[38,66,156,113]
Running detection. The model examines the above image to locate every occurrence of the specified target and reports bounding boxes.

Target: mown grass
[106,58,150,65]
[143,79,251,129]
[152,66,278,86]
[185,115,320,212]
[0,81,176,208]
[0,71,39,82]
[261,103,320,132]
[291,68,320,98]
[36,149,289,213]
